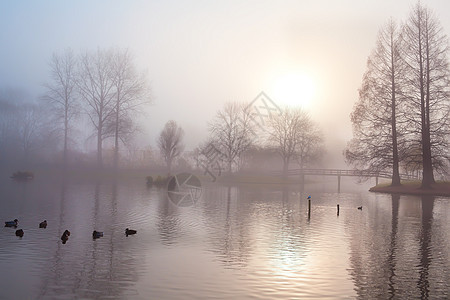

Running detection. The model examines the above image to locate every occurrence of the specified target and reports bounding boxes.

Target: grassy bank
[369,181,450,197]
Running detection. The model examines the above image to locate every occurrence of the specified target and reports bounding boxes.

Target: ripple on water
[0,181,449,299]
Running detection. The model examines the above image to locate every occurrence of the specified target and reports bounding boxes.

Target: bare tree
[0,89,53,167]
[0,96,19,165]
[76,49,116,168]
[0,96,51,167]
[108,48,151,169]
[345,19,406,186]
[42,49,78,167]
[18,103,40,163]
[208,102,255,173]
[157,120,184,174]
[401,2,450,188]
[296,120,324,169]
[268,107,322,176]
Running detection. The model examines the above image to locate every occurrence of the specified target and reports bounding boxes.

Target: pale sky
[1,0,449,167]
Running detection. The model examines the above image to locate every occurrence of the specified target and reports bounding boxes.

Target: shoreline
[369,182,450,197]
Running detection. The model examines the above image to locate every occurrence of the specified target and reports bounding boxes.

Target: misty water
[0,174,449,299]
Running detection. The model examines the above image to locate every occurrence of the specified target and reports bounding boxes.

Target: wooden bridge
[274,168,420,192]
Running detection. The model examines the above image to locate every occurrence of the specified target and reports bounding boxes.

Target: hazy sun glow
[272,72,316,109]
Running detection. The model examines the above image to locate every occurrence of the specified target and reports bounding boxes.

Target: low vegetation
[10,171,34,180]
[146,175,170,187]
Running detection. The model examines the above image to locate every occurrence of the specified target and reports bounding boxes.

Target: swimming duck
[357,206,363,210]
[15,229,24,237]
[39,220,47,228]
[125,228,137,236]
[61,230,70,244]
[92,230,103,239]
[5,219,18,227]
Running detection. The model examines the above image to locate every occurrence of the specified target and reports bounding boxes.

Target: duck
[125,228,137,236]
[5,219,18,227]
[61,230,70,244]
[15,229,24,237]
[92,230,103,239]
[357,206,363,210]
[39,220,47,228]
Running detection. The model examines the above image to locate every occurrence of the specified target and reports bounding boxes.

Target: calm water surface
[0,175,449,299]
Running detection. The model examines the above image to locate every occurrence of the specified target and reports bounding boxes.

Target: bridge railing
[272,168,419,180]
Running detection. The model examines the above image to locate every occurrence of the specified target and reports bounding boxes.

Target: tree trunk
[390,32,401,186]
[282,157,289,178]
[63,102,68,169]
[419,20,435,189]
[113,95,120,171]
[421,26,435,188]
[97,120,103,169]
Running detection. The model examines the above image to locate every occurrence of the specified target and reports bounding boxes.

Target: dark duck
[92,230,103,239]
[125,228,137,236]
[39,220,47,228]
[5,219,18,227]
[61,230,70,244]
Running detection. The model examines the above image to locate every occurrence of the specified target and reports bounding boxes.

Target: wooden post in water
[308,197,311,219]
[337,204,340,216]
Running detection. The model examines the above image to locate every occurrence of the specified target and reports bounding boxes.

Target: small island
[370,181,450,197]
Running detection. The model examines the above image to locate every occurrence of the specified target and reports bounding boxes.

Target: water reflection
[202,185,253,269]
[347,193,450,299]
[0,177,448,299]
[387,194,399,300]
[36,176,67,298]
[157,188,181,246]
[21,177,144,299]
[418,195,434,299]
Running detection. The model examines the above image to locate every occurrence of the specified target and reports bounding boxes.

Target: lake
[0,174,449,299]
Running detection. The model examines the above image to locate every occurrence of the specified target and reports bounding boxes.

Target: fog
[1,0,450,170]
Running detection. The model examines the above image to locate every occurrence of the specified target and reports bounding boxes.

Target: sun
[272,72,316,109]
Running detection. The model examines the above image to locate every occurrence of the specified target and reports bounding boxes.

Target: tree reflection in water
[418,195,434,299]
[35,178,143,299]
[347,193,447,299]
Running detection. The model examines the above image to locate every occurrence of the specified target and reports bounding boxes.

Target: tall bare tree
[208,102,255,173]
[76,49,116,168]
[345,19,406,186]
[268,107,322,176]
[157,120,184,174]
[296,119,324,169]
[43,49,78,167]
[401,2,450,187]
[108,49,151,169]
